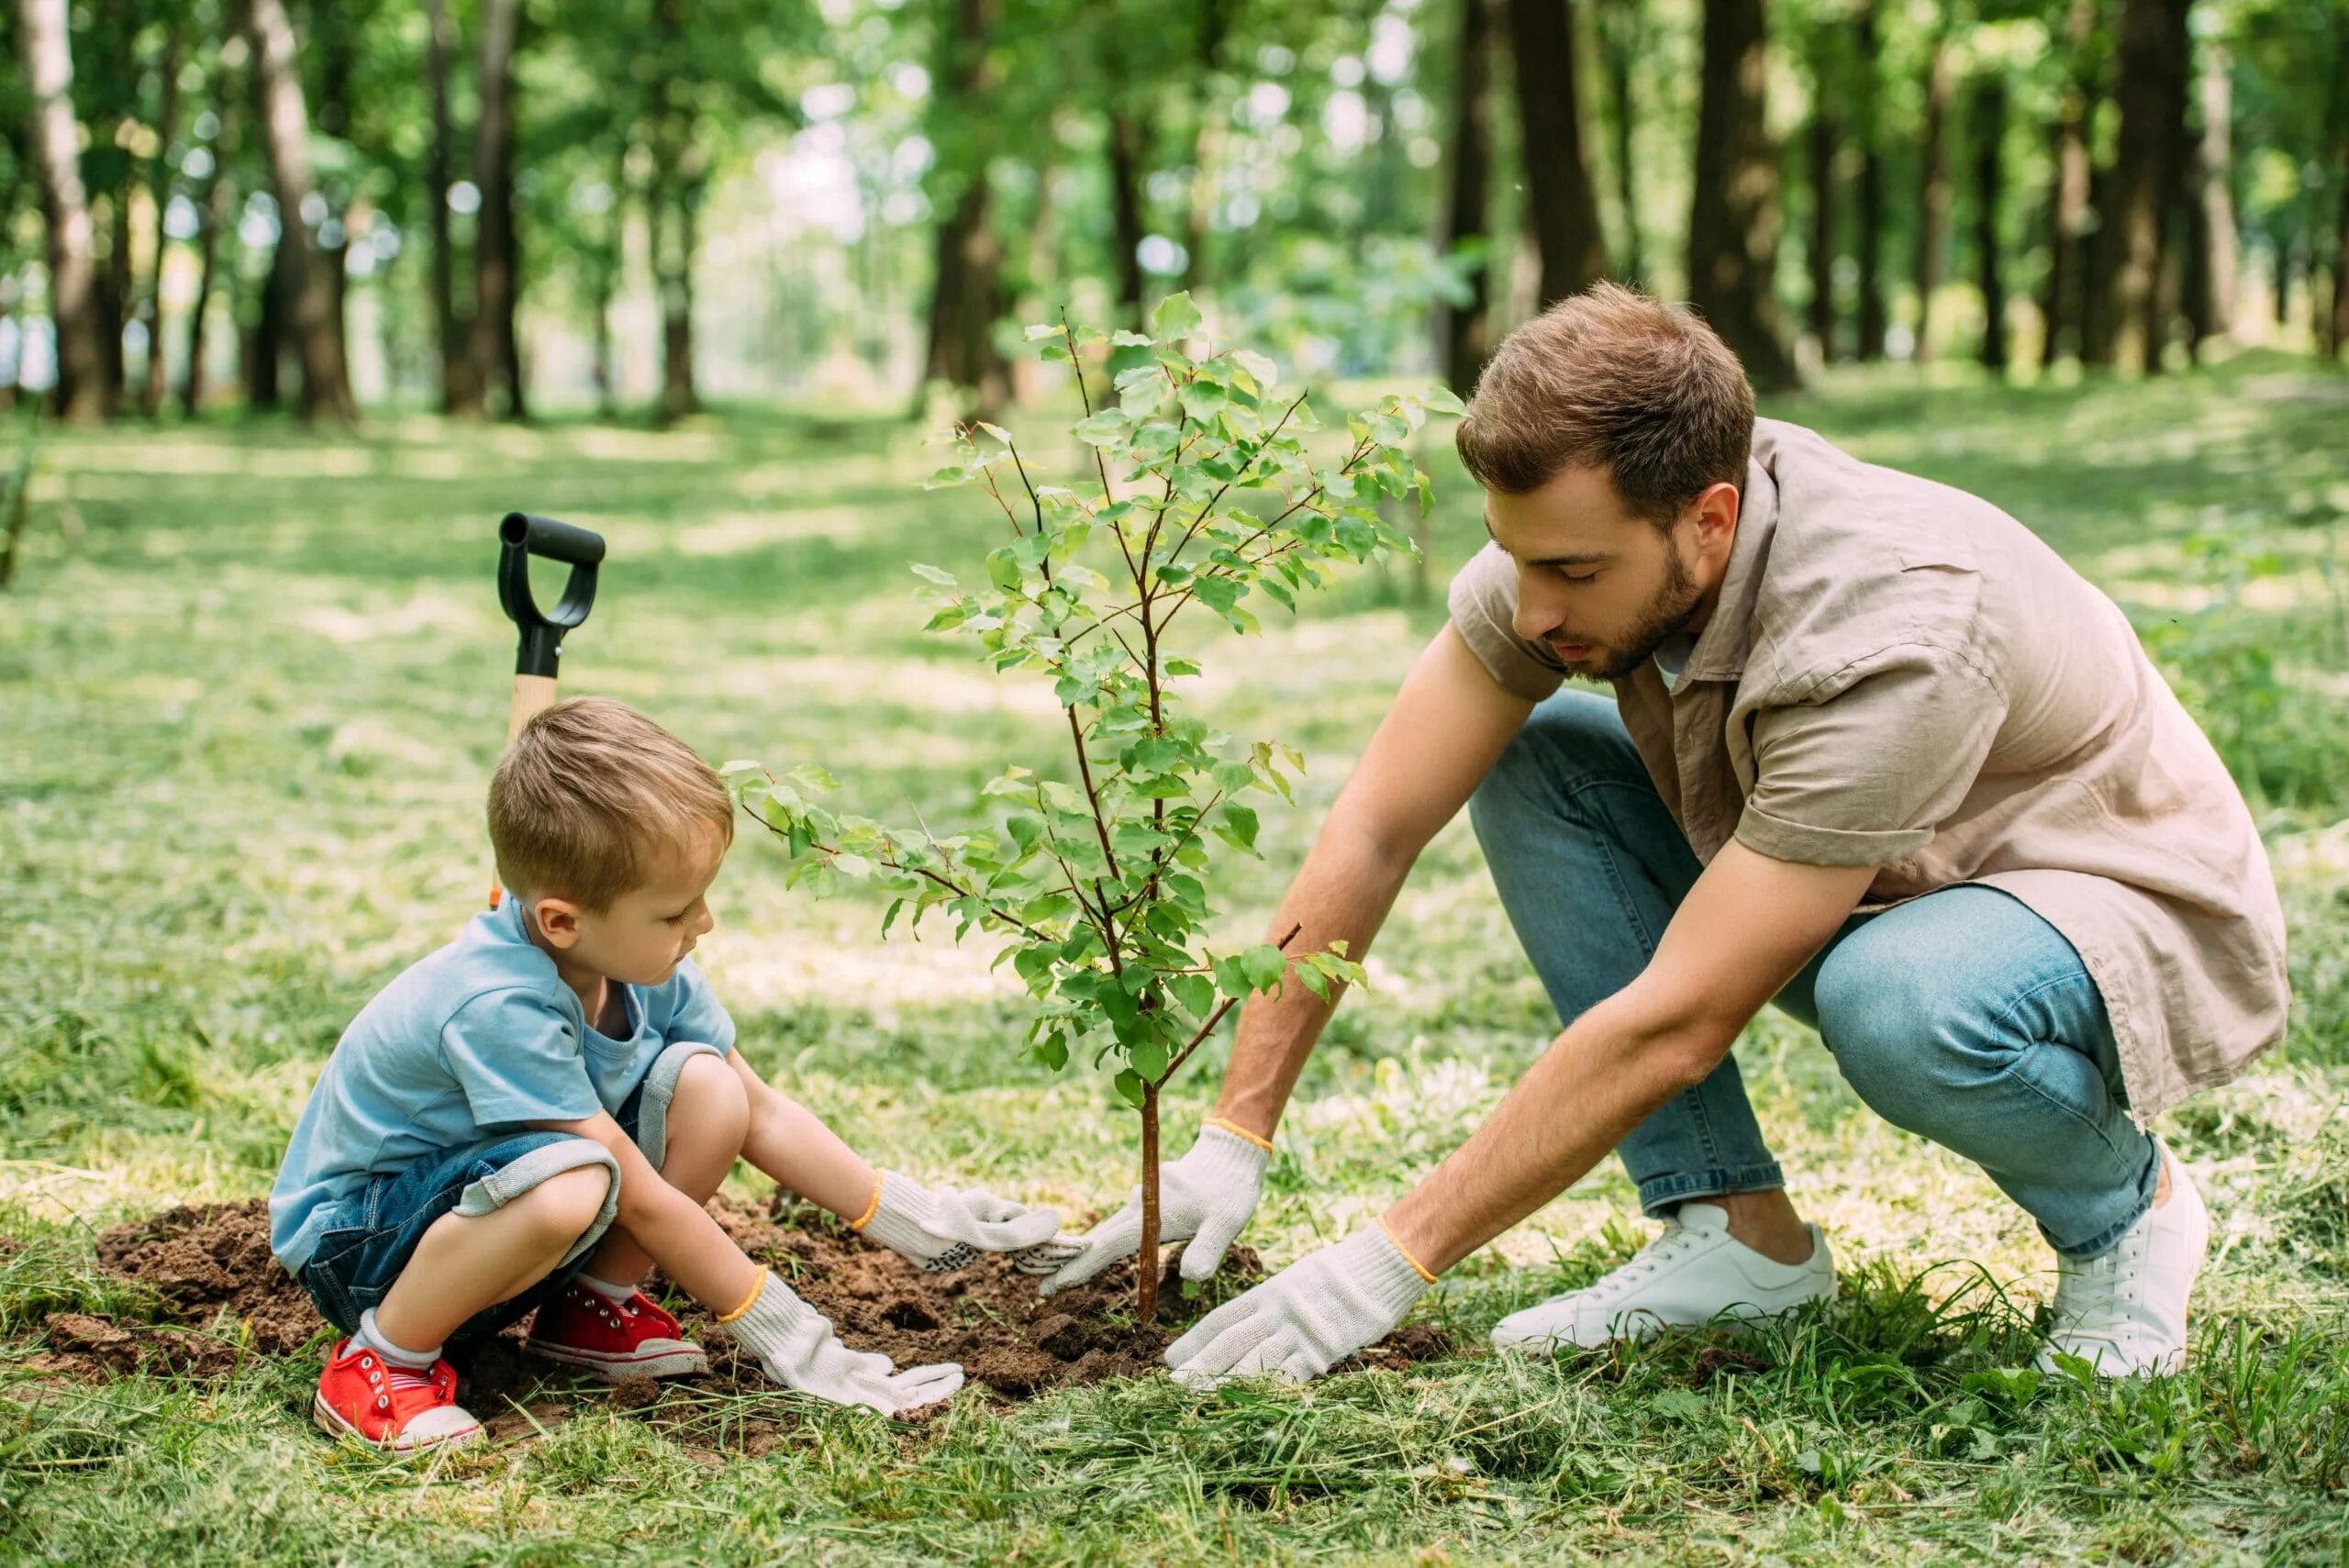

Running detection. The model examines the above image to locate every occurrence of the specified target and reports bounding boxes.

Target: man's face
[1485,465,1740,683]
[538,828,725,989]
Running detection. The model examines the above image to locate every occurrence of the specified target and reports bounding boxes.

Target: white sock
[574,1272,637,1304]
[355,1307,440,1371]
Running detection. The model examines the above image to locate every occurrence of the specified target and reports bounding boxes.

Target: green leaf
[910,562,958,587]
[1169,973,1216,1021]
[1111,328,1155,347]
[1024,323,1062,340]
[1113,1069,1148,1110]
[1230,349,1279,393]
[1212,803,1259,851]
[1152,291,1204,342]
[1072,408,1130,446]
[1034,1029,1070,1071]
[1420,384,1466,415]
[1130,1039,1169,1082]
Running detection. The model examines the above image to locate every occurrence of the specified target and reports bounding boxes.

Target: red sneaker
[526,1281,708,1380]
[311,1339,483,1452]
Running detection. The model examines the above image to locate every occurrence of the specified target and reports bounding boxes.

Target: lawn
[5,355,2348,1564]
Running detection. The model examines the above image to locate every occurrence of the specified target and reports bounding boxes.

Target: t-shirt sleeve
[1446,542,1565,703]
[438,988,602,1128]
[1734,648,2006,867]
[659,958,736,1053]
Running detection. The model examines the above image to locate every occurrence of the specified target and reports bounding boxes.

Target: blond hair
[489,696,734,910]
[1454,282,1754,524]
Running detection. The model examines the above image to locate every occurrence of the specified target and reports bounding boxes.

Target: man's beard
[1563,539,1706,683]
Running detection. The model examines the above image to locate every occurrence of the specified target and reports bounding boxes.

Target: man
[1041,284,2287,1384]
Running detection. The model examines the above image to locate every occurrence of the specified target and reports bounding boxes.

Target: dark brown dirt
[22,1195,1455,1427]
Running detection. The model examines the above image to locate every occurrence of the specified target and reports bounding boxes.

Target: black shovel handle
[497,512,604,678]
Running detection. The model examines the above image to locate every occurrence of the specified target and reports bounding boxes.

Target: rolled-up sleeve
[1446,542,1566,702]
[1735,648,2006,867]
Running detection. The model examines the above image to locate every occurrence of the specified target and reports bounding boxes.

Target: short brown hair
[489,696,734,909]
[1454,283,1754,522]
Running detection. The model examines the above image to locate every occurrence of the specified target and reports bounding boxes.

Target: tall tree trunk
[424,0,478,415]
[2093,0,2191,371]
[1973,74,2009,373]
[1804,28,1838,360]
[315,0,354,386]
[2332,136,2349,361]
[1437,0,1497,395]
[2193,39,2235,342]
[2041,0,2097,365]
[17,0,106,421]
[593,141,623,418]
[1913,26,1953,364]
[1688,0,1798,388]
[661,168,699,420]
[1597,0,1643,287]
[139,24,184,416]
[250,222,295,409]
[100,188,132,412]
[1177,0,1228,298]
[921,0,1009,416]
[1106,109,1149,327]
[181,64,238,416]
[243,0,356,419]
[1854,0,1887,361]
[1505,0,1609,308]
[472,0,523,417]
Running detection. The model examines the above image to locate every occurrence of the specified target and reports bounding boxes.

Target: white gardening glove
[1163,1224,1431,1388]
[1041,1122,1272,1298]
[720,1271,963,1415]
[853,1170,1070,1273]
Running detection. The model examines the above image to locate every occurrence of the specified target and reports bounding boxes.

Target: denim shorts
[294,1040,721,1341]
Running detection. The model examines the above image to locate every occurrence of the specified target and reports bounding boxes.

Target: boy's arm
[528,1108,760,1312]
[725,1051,880,1221]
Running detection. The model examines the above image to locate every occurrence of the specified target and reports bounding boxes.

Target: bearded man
[1041,284,2288,1385]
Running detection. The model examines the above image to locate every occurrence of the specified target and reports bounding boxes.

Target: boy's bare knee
[518,1162,614,1245]
[675,1051,751,1144]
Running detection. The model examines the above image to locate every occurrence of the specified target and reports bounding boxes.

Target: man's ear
[531,895,585,951]
[1688,480,1741,559]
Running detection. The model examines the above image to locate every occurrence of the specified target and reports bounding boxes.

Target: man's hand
[1163,1226,1431,1386]
[855,1172,1070,1273]
[721,1271,963,1415]
[1041,1123,1271,1296]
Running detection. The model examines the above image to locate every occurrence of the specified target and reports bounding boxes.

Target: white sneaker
[2036,1142,2209,1378]
[1490,1202,1835,1351]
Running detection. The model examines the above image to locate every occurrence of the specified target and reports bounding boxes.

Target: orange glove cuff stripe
[715,1271,766,1324]
[848,1177,883,1232]
[1375,1218,1439,1284]
[1205,1118,1275,1153]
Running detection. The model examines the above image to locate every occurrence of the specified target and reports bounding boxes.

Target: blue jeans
[1468,690,2161,1261]
[295,1040,719,1340]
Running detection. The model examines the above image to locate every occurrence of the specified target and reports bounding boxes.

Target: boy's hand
[721,1271,963,1414]
[855,1171,1070,1273]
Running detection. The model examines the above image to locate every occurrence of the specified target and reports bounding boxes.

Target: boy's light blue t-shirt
[268,898,734,1272]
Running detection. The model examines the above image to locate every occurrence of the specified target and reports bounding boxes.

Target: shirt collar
[1680,453,1779,684]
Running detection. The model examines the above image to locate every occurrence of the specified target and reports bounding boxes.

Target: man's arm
[1212,624,1533,1138]
[1384,841,1876,1272]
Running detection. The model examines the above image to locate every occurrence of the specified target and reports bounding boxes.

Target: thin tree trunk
[920,0,1009,416]
[1805,45,1838,360]
[2093,0,2191,371]
[101,175,130,408]
[1854,0,1887,361]
[472,0,523,417]
[2195,39,2235,341]
[2041,0,2097,365]
[1178,0,1228,298]
[1505,0,1609,308]
[139,24,184,417]
[250,223,293,409]
[181,70,237,417]
[243,0,356,419]
[1914,27,1953,364]
[1438,0,1497,395]
[425,0,478,415]
[1597,0,1643,287]
[1973,75,2009,373]
[17,0,106,421]
[1136,1085,1162,1325]
[2332,135,2349,361]
[662,171,699,419]
[1688,0,1798,388]
[1107,109,1149,326]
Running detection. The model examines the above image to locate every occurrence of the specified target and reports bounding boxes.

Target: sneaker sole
[312,1392,483,1453]
[524,1340,709,1381]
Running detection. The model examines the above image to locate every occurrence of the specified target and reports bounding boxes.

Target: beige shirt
[1448,417,2288,1119]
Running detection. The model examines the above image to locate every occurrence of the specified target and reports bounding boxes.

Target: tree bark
[249,221,295,411]
[2193,39,2235,342]
[472,0,524,417]
[139,24,184,417]
[1913,28,1953,363]
[2332,135,2349,361]
[181,65,238,417]
[2092,0,2191,371]
[17,0,106,421]
[1804,28,1838,361]
[1596,0,1643,287]
[1854,0,1887,361]
[2040,0,2097,365]
[243,0,356,419]
[1688,0,1798,389]
[1178,0,1228,298]
[1437,0,1497,395]
[920,0,1009,417]
[424,0,478,415]
[1505,0,1609,308]
[1107,109,1149,327]
[1972,74,2008,373]
[101,186,132,410]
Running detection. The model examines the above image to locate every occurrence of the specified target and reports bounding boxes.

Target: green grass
[5,352,2349,1563]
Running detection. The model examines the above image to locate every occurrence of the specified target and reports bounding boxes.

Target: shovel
[491,510,605,907]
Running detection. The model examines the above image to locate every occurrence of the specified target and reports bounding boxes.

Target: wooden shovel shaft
[489,673,561,906]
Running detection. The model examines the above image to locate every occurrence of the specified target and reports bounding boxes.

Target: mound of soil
[20,1196,1453,1424]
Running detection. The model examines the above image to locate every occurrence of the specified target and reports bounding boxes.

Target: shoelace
[2054,1232,2146,1324]
[384,1362,446,1400]
[1585,1221,1701,1302]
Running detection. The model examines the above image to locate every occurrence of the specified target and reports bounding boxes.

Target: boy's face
[529,827,725,988]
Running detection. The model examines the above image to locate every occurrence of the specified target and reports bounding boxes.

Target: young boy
[270,697,1066,1451]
